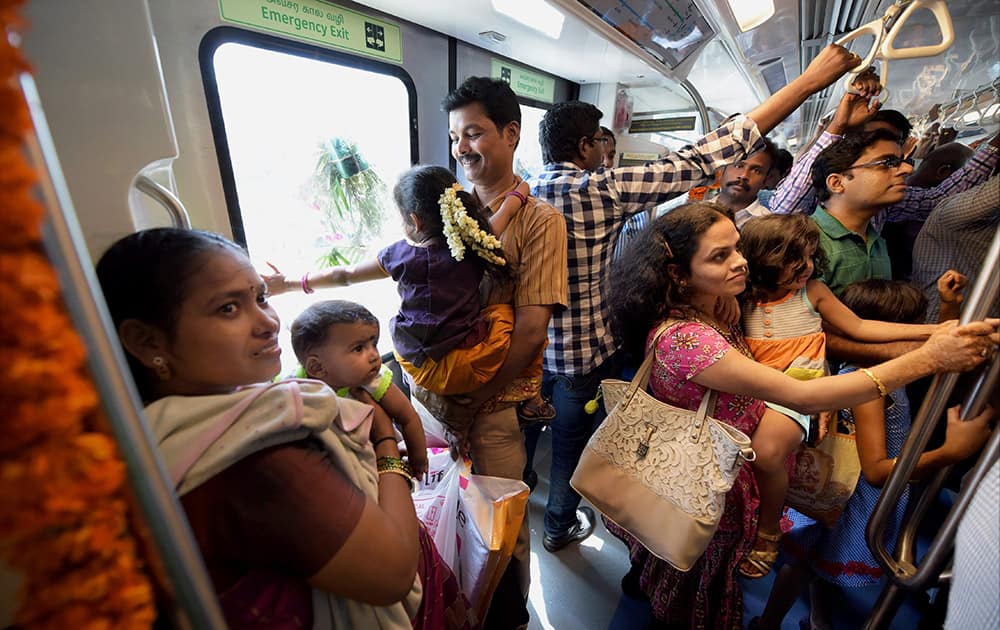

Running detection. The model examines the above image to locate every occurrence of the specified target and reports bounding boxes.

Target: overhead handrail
[135,173,192,229]
[19,73,226,629]
[932,77,999,127]
[977,80,1000,126]
[863,226,1000,629]
[835,0,955,103]
[951,90,982,131]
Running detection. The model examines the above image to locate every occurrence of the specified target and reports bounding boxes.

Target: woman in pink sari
[603,202,998,629]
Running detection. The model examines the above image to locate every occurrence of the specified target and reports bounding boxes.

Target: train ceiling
[356,0,999,145]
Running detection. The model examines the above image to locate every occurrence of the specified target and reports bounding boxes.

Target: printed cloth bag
[570,323,756,571]
[786,421,861,528]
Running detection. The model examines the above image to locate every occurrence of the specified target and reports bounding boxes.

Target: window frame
[198,26,419,250]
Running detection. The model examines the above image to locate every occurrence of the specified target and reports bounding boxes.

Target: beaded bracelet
[301,272,315,294]
[505,189,527,206]
[860,367,887,398]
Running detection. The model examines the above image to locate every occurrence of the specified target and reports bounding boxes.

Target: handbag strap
[690,389,719,443]
[621,320,719,437]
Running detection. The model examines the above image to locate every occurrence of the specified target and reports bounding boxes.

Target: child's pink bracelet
[301,273,315,294]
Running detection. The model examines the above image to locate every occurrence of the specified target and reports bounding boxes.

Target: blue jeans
[525,355,621,537]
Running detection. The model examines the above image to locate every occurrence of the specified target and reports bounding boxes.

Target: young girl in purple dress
[267,165,553,427]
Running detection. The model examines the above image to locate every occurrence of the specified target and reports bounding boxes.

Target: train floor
[522,426,931,630]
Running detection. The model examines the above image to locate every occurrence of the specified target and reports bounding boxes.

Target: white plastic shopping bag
[411,453,529,619]
[410,394,450,448]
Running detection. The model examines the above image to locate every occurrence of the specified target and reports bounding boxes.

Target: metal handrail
[863,226,1000,629]
[19,73,226,629]
[680,79,711,135]
[135,173,192,229]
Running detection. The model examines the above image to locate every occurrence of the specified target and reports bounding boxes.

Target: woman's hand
[920,319,1000,373]
[262,262,293,297]
[941,404,994,461]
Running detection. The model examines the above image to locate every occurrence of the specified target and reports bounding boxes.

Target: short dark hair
[840,279,927,324]
[291,300,378,365]
[773,148,794,177]
[442,76,521,131]
[600,126,616,145]
[739,214,827,306]
[749,137,780,175]
[96,228,248,400]
[539,101,603,164]
[866,109,912,140]
[811,129,903,202]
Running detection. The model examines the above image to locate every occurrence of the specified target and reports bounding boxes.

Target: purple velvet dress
[378,237,486,367]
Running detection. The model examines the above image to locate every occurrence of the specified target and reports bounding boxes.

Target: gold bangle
[377,468,414,488]
[377,455,414,477]
[889,457,898,468]
[860,368,888,398]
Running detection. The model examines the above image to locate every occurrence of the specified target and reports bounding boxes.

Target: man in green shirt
[810,129,913,295]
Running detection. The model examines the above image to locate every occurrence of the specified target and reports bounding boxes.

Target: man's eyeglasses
[589,136,611,145]
[842,155,915,171]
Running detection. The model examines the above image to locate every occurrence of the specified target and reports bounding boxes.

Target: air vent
[799,0,875,40]
[478,30,507,43]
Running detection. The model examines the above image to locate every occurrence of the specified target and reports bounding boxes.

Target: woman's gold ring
[981,348,990,357]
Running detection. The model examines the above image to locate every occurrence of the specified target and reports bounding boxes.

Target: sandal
[739,530,782,579]
[517,397,556,427]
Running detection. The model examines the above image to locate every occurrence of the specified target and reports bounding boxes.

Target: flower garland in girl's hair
[439,183,507,266]
[0,2,156,626]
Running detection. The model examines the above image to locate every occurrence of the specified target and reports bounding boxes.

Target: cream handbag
[570,322,756,571]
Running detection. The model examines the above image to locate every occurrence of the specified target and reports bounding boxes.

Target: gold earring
[152,356,171,380]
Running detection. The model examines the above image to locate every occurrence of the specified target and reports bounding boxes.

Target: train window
[515,103,548,180]
[201,30,417,371]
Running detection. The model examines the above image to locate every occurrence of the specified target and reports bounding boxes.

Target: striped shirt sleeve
[609,115,763,213]
[770,131,842,215]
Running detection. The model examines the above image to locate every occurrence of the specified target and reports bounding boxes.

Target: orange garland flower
[0,1,156,627]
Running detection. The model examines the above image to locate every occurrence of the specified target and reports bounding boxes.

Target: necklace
[688,311,754,360]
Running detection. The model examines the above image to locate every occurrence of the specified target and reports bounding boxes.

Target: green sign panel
[490,59,555,103]
[220,0,402,63]
[628,116,698,134]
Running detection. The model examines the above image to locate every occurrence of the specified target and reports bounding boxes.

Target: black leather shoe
[523,469,538,492]
[542,506,596,552]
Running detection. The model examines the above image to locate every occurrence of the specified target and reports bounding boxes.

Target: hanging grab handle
[835,0,955,103]
[880,0,955,61]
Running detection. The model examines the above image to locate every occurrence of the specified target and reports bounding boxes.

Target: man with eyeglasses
[809,128,915,297]
[770,83,1000,236]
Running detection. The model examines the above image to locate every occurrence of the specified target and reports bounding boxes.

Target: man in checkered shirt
[526,44,864,552]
